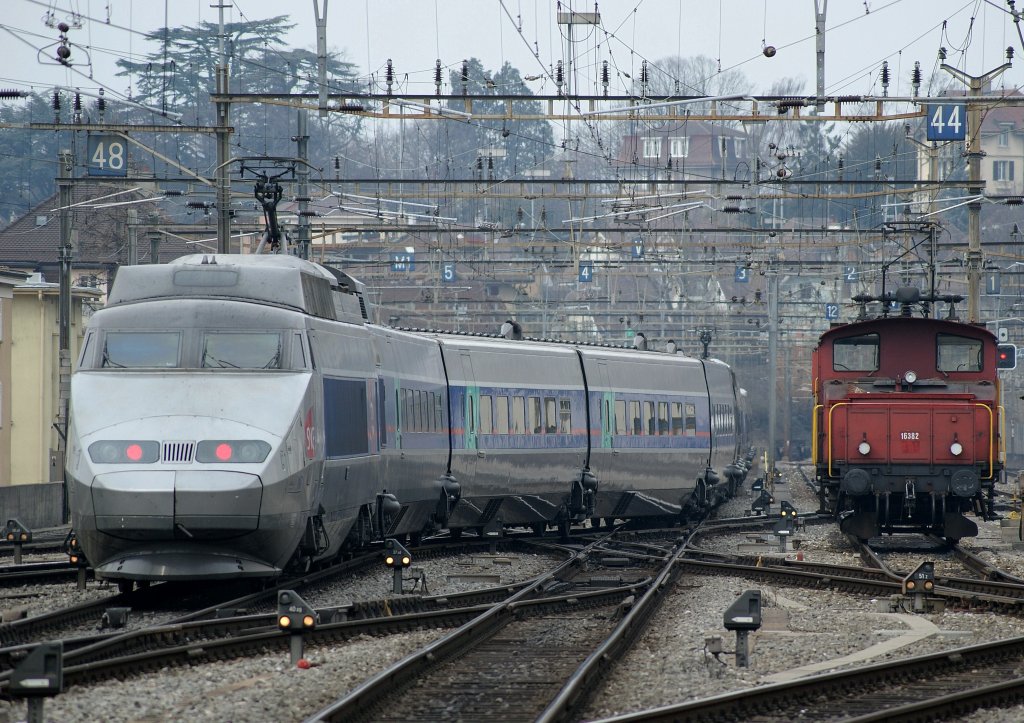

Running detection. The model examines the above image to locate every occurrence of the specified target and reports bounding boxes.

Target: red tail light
[196,440,271,463]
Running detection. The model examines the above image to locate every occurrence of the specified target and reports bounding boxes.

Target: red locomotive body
[812,292,1002,540]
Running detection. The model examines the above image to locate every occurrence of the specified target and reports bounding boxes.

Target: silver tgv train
[66,254,749,584]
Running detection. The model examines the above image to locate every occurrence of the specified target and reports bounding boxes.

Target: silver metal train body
[66,254,749,583]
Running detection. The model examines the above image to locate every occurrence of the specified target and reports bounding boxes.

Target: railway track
[304,528,674,722]
[590,634,1024,722]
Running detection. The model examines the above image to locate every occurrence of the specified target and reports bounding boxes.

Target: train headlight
[903,370,918,385]
[858,441,871,455]
[88,440,160,464]
[950,442,963,456]
[196,440,271,463]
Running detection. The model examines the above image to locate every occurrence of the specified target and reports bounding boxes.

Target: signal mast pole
[941,50,1012,322]
[215,2,232,253]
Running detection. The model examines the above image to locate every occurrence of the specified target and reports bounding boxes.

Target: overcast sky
[3,1,1023,104]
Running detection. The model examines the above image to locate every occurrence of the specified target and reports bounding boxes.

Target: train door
[459,354,480,487]
[596,362,615,451]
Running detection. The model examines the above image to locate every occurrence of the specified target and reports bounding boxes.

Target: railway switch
[723,589,762,667]
[10,641,63,723]
[278,590,319,665]
[3,519,31,564]
[384,538,413,595]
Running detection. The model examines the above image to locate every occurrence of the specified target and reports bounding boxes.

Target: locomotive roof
[818,315,995,346]
[104,254,367,323]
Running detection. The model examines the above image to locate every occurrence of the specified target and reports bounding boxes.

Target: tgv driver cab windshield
[92,330,295,370]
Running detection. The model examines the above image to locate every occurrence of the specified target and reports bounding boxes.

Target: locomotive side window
[102,331,180,368]
[615,400,627,435]
[495,396,510,434]
[833,333,879,372]
[685,403,697,436]
[629,400,642,435]
[937,334,983,372]
[202,332,282,369]
[479,395,493,434]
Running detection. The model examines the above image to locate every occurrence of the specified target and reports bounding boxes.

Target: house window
[642,137,662,159]
[999,123,1013,147]
[994,160,1015,181]
[669,137,689,158]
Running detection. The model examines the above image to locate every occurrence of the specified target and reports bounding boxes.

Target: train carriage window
[658,402,670,435]
[496,395,510,434]
[615,400,627,435]
[644,401,655,436]
[399,388,409,430]
[559,398,572,433]
[685,403,697,436]
[102,331,181,368]
[833,334,879,372]
[544,397,557,433]
[480,395,493,434]
[529,396,543,433]
[629,400,642,435]
[937,334,983,372]
[512,396,526,434]
[434,392,444,431]
[671,402,683,435]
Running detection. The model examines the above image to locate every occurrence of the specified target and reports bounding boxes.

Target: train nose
[92,470,263,539]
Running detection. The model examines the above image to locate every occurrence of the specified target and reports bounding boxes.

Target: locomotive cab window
[937,334,983,372]
[102,331,181,368]
[833,333,879,372]
[202,332,282,369]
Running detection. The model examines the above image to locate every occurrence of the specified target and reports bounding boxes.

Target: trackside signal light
[997,343,1017,370]
[277,590,318,665]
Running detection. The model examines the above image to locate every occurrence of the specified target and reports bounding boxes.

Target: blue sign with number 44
[926,104,966,141]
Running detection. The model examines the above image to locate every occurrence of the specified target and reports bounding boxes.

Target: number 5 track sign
[87,135,128,177]
[926,104,966,141]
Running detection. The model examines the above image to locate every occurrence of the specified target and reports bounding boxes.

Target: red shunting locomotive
[812,287,1003,540]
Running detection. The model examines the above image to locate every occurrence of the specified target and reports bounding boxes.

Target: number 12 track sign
[926,104,966,141]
